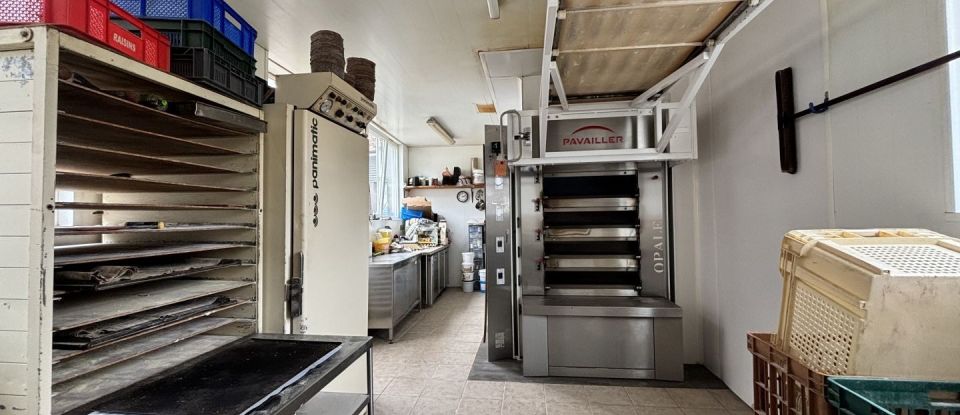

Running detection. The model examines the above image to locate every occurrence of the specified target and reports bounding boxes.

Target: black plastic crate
[171,47,265,107]
[126,18,256,75]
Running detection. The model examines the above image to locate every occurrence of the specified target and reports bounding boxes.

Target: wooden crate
[778,229,960,380]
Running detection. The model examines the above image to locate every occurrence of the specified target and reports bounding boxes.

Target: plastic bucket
[461,263,474,273]
[462,272,474,281]
[480,282,486,292]
[463,281,475,292]
[478,269,486,282]
[462,252,475,263]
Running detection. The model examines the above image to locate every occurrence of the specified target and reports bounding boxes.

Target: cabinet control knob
[335,109,345,118]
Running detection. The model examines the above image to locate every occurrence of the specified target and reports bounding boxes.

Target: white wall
[407,145,484,179]
[691,0,955,403]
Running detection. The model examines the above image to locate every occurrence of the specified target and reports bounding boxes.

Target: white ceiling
[228,0,546,146]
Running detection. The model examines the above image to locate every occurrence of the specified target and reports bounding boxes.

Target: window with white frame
[949,0,960,211]
[369,126,403,219]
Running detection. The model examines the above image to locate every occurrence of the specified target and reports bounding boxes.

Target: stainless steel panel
[545,287,639,297]
[422,252,440,307]
[367,266,393,331]
[522,295,682,318]
[519,165,544,296]
[543,163,639,176]
[637,163,671,298]
[544,227,638,242]
[521,315,549,376]
[547,316,655,370]
[485,124,518,361]
[654,317,685,381]
[543,197,638,212]
[544,255,638,272]
[546,116,640,152]
[368,257,420,341]
[392,259,420,326]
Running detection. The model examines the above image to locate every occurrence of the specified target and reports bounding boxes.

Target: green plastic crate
[827,377,960,415]
[116,18,256,75]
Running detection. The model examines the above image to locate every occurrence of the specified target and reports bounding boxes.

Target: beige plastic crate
[777,228,960,380]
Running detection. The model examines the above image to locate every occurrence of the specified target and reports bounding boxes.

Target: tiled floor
[370,290,752,415]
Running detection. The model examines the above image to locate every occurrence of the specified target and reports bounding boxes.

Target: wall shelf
[404,184,484,191]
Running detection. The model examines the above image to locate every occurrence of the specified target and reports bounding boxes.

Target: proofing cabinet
[0,26,287,414]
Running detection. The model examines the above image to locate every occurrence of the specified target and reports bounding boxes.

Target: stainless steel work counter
[369,252,421,268]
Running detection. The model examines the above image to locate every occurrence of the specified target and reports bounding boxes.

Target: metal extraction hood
[527,0,774,165]
[555,0,742,99]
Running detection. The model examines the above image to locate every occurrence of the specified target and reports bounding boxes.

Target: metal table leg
[367,349,375,414]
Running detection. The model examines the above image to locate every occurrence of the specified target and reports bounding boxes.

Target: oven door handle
[500,110,523,163]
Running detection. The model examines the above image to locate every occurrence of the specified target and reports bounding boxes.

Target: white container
[462,272,474,281]
[478,269,486,282]
[461,263,474,273]
[778,228,960,379]
[463,281,475,292]
[462,252,475,263]
[480,282,486,292]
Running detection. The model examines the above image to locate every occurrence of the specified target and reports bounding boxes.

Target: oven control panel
[310,86,376,136]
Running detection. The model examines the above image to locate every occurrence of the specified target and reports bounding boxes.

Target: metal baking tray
[543,255,639,272]
[169,101,268,134]
[74,335,360,415]
[543,197,638,212]
[544,227,638,242]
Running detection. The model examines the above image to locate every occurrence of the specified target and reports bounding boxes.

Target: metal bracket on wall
[775,49,960,174]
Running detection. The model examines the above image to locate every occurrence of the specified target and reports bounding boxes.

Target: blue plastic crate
[111,0,256,56]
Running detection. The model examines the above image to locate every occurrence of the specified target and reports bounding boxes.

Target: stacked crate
[752,228,960,415]
[111,0,266,107]
[777,229,960,379]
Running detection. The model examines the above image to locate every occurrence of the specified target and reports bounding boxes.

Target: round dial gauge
[319,99,334,113]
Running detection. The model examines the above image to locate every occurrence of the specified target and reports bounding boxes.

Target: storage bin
[111,0,256,56]
[401,207,424,221]
[748,332,834,415]
[134,19,255,74]
[0,0,171,70]
[827,377,960,415]
[778,228,960,379]
[170,47,265,106]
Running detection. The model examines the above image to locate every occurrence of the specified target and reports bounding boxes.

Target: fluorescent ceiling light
[487,0,500,19]
[426,117,456,145]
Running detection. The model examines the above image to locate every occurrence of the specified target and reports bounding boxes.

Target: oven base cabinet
[521,296,683,381]
[368,254,421,341]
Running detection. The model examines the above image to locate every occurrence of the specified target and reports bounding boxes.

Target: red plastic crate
[0,0,170,71]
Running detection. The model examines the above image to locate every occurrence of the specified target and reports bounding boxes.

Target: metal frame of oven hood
[533,0,774,165]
